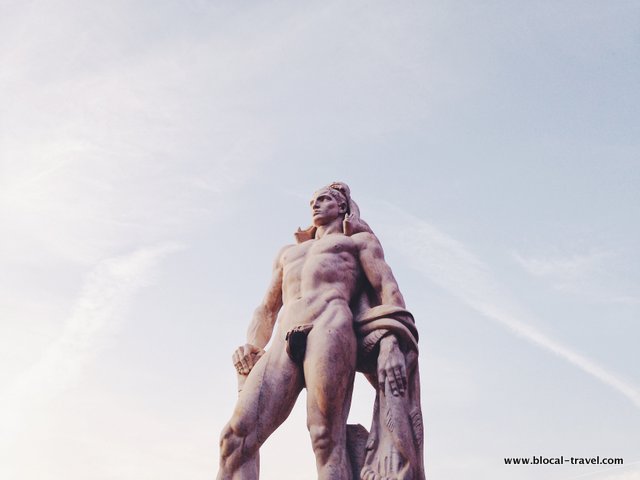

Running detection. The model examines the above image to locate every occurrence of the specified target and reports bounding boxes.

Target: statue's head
[296,182,372,243]
[310,182,350,227]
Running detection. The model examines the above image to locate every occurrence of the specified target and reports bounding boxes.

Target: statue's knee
[308,424,333,454]
[219,425,235,458]
[219,423,251,460]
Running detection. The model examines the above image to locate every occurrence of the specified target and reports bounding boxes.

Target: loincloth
[285,324,314,364]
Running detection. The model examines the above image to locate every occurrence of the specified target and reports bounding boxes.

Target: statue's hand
[377,335,407,396]
[232,343,265,376]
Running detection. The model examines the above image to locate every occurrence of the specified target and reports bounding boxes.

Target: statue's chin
[312,213,345,228]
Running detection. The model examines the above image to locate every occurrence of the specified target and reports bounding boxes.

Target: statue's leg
[304,322,357,480]
[217,344,303,480]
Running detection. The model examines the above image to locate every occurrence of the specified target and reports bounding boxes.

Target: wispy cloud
[0,243,181,445]
[513,250,611,278]
[0,1,274,269]
[375,203,640,409]
[513,249,639,304]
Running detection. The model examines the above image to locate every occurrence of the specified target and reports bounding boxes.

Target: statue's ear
[339,201,348,215]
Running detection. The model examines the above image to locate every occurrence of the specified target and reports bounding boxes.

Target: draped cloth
[354,305,425,480]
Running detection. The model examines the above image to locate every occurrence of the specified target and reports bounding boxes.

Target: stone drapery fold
[354,305,425,480]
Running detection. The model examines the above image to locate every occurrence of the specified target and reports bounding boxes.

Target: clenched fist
[232,343,265,376]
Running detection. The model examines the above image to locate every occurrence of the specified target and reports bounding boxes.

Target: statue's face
[310,189,346,226]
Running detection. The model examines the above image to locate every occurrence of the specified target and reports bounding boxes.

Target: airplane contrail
[377,204,640,410]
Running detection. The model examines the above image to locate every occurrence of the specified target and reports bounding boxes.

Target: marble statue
[217,182,425,480]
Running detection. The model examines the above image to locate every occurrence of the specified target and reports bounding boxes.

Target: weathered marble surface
[217,182,425,480]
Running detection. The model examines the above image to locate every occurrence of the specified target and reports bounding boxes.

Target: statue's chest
[283,236,356,271]
[309,235,355,256]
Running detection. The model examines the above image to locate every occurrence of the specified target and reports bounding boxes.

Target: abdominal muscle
[279,290,353,335]
[278,245,361,336]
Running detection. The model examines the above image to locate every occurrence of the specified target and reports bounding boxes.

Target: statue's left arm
[353,232,408,396]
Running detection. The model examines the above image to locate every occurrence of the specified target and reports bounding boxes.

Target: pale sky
[1,1,639,479]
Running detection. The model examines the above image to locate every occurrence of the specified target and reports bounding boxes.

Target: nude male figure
[217,183,408,480]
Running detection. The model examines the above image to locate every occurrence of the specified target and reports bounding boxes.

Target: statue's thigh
[231,348,304,443]
[303,325,357,424]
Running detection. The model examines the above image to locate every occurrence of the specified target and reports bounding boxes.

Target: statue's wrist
[379,334,398,352]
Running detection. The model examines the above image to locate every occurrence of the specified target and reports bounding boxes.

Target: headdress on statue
[294,181,373,243]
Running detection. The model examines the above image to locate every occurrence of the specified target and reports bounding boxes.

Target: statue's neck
[314,218,344,239]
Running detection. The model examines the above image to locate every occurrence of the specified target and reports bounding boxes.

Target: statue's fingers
[362,470,375,480]
[232,350,241,365]
[249,350,264,369]
[238,355,251,375]
[245,352,258,370]
[387,367,399,396]
[377,367,386,389]
[400,364,408,392]
[394,366,405,395]
[241,345,255,372]
[231,352,244,374]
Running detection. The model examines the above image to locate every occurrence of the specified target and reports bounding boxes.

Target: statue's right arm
[233,245,289,375]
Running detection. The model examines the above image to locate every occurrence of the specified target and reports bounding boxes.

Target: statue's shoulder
[273,243,296,267]
[278,243,298,257]
[350,231,382,250]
